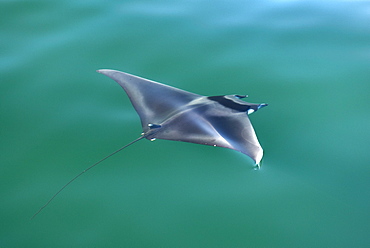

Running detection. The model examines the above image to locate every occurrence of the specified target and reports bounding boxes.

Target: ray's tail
[31,135,145,219]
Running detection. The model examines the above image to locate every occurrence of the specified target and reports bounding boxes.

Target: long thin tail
[31,135,145,219]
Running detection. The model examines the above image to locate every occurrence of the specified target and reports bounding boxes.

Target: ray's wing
[97,69,201,133]
[149,97,264,164]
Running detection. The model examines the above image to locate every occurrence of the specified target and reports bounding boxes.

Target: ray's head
[207,94,268,115]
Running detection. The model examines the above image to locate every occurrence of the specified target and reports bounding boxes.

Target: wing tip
[255,150,263,166]
[97,69,115,74]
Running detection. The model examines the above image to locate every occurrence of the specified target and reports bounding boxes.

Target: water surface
[1,1,369,247]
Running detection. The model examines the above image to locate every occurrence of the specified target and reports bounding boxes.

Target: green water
[1,1,369,247]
